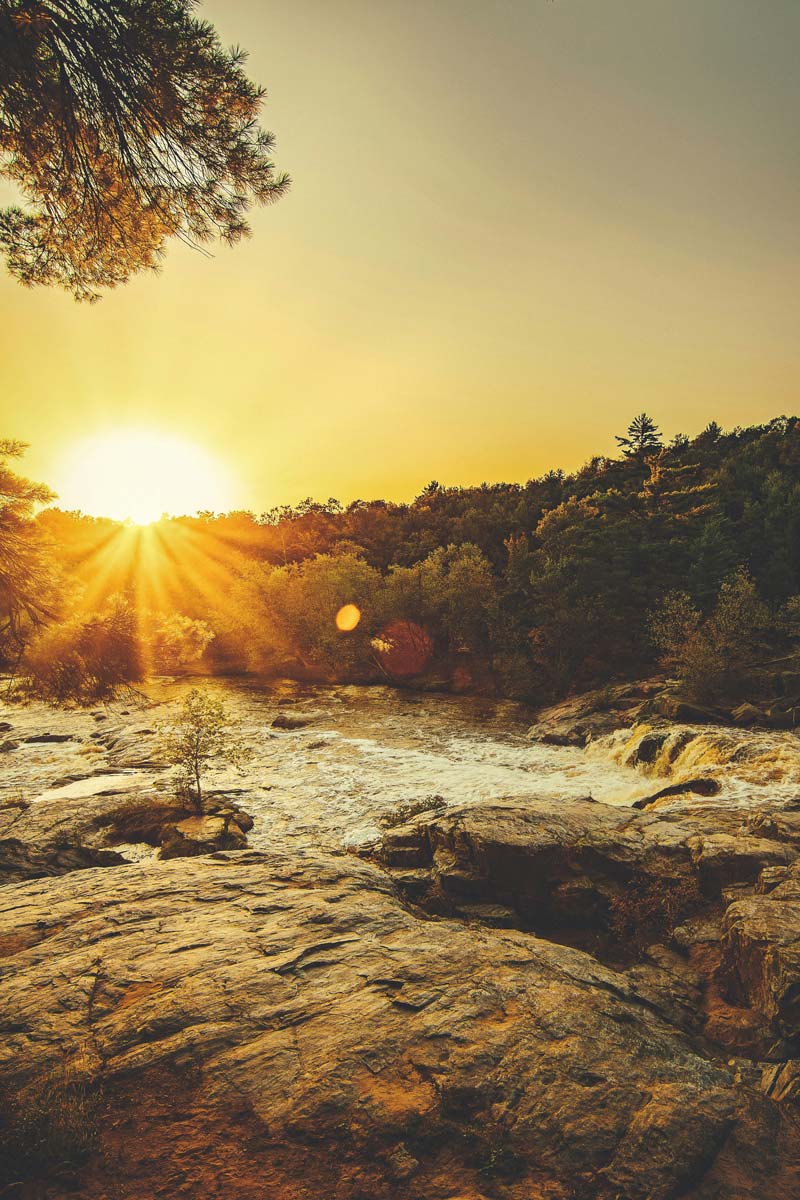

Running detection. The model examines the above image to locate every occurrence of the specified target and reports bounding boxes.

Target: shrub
[0,1063,103,1187]
[20,598,215,702]
[147,612,215,673]
[607,874,701,954]
[21,594,141,703]
[651,569,771,701]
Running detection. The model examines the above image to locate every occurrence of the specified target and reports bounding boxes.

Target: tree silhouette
[0,0,289,300]
[615,413,663,458]
[0,440,54,658]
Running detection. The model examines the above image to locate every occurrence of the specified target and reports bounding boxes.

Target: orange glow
[54,430,234,525]
[372,620,432,677]
[64,517,246,630]
[335,604,361,632]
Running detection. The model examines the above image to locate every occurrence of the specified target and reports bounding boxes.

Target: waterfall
[592,721,800,805]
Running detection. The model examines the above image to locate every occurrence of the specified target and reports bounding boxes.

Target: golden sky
[1,0,798,516]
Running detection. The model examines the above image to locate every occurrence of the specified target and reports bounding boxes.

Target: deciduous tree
[158,687,251,809]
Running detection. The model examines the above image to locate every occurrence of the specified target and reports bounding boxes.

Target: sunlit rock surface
[0,779,253,874]
[1,848,797,1200]
[2,684,800,1197]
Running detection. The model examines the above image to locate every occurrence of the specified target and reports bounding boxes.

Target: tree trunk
[194,753,202,812]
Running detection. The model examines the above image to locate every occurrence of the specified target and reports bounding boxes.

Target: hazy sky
[1,0,798,514]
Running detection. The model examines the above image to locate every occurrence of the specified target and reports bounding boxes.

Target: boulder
[626,729,669,766]
[731,703,765,727]
[632,777,721,808]
[765,705,799,731]
[271,710,325,730]
[0,850,792,1200]
[528,680,664,745]
[536,727,589,747]
[371,797,800,942]
[158,812,250,859]
[655,696,728,724]
[687,832,795,897]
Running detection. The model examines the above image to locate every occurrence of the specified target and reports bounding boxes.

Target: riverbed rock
[731,702,765,727]
[654,695,729,724]
[528,681,664,746]
[88,723,163,767]
[0,784,254,877]
[271,709,326,730]
[764,704,799,730]
[0,837,124,884]
[21,731,79,744]
[720,861,800,1052]
[370,797,800,945]
[158,811,251,859]
[632,777,721,808]
[0,850,796,1200]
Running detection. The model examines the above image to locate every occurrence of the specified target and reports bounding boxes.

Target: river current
[2,677,800,856]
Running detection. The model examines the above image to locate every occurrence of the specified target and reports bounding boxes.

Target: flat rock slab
[0,850,795,1199]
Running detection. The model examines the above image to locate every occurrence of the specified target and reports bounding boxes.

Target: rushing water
[2,677,800,857]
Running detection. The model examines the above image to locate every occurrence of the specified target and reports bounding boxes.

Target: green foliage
[21,593,142,702]
[778,594,800,637]
[387,543,495,653]
[158,687,251,807]
[0,0,289,299]
[218,551,384,677]
[651,568,770,701]
[215,544,495,680]
[19,594,214,701]
[19,414,800,705]
[147,612,215,673]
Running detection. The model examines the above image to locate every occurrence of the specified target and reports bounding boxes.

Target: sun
[54,429,234,524]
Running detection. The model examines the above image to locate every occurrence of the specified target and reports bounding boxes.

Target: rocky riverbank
[2,792,800,1197]
[1,828,799,1200]
[528,677,800,747]
[1,683,799,1198]
[0,779,254,883]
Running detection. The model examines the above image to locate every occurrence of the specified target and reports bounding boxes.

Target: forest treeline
[4,415,800,704]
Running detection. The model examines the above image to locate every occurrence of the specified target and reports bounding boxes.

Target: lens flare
[335,604,361,632]
[371,620,432,677]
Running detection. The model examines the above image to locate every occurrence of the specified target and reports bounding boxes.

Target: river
[2,677,800,856]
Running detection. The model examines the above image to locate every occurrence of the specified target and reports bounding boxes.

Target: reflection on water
[2,678,800,856]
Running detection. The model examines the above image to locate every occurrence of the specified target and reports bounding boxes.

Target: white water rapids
[2,678,800,856]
